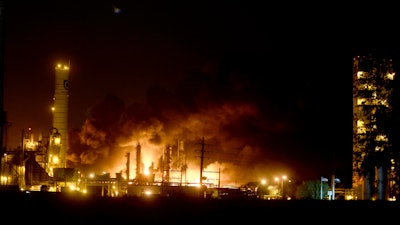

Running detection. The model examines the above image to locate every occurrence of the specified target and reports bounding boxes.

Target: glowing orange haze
[67,99,292,187]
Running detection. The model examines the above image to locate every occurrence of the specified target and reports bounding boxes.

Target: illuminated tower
[352,54,396,200]
[49,62,70,174]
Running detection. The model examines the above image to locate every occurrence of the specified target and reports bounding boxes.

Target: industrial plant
[0,62,77,193]
[352,54,399,200]
[0,62,249,198]
[2,54,400,201]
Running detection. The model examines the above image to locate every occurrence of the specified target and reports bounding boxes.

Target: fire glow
[66,63,294,187]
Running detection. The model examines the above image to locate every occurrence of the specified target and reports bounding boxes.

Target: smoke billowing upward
[67,53,309,186]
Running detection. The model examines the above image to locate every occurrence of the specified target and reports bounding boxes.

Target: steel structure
[352,54,397,200]
[48,62,70,175]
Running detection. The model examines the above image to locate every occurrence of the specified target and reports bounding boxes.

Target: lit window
[357,98,367,105]
[357,71,366,79]
[376,134,388,142]
[385,72,395,80]
[357,120,366,134]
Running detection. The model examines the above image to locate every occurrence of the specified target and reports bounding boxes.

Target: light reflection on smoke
[67,56,298,186]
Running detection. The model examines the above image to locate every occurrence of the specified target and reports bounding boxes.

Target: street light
[260,179,267,185]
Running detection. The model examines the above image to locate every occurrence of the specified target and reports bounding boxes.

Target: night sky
[3,1,400,186]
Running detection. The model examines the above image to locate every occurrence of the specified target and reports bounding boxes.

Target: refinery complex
[0,12,399,199]
[1,54,400,201]
[0,62,224,197]
[0,62,258,198]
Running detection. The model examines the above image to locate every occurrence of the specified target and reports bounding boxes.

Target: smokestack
[136,143,141,179]
[126,152,130,180]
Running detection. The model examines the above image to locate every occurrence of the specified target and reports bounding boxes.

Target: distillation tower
[48,62,70,175]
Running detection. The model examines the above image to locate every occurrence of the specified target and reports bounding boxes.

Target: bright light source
[52,156,59,164]
[261,179,267,185]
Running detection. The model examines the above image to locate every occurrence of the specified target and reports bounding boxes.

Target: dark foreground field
[2,191,399,224]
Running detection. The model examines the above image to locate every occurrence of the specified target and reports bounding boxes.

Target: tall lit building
[48,62,70,176]
[352,54,397,200]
